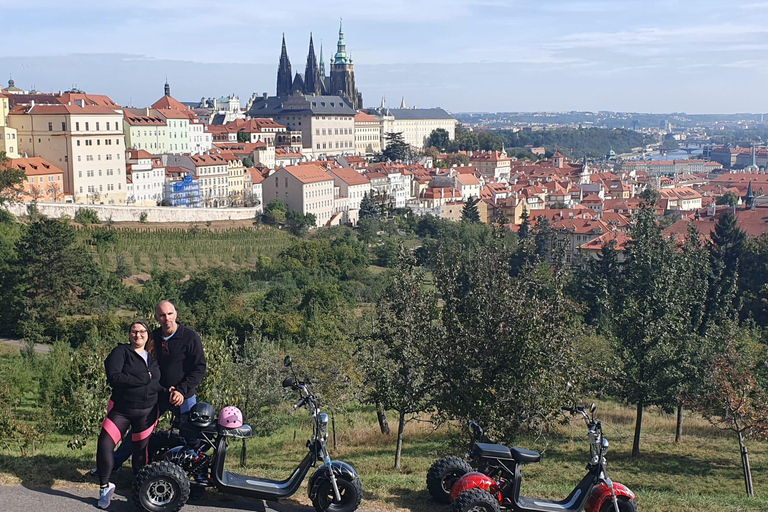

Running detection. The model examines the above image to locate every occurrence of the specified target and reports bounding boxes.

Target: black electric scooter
[132,356,363,512]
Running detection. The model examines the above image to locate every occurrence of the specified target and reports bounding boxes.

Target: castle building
[276,23,362,109]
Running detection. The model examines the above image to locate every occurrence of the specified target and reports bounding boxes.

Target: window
[76,122,80,131]
[96,122,100,130]
[85,122,89,130]
[78,156,81,162]
[106,154,112,160]
[77,140,81,146]
[62,122,66,131]
[85,140,93,146]
[78,170,82,177]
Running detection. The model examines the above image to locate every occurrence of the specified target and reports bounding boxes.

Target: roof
[248,93,356,117]
[152,94,190,111]
[354,112,379,123]
[455,173,480,185]
[9,157,64,176]
[329,167,371,186]
[281,164,334,184]
[10,103,120,115]
[378,108,454,120]
[127,149,156,160]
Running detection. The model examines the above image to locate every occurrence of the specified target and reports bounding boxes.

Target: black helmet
[189,402,215,428]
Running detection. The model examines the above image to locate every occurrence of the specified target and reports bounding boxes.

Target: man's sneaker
[97,483,115,509]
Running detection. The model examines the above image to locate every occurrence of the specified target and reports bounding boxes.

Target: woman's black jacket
[105,344,163,411]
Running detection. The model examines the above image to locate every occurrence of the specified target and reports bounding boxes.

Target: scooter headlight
[318,413,329,433]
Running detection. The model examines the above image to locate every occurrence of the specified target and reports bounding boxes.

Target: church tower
[277,34,293,97]
[304,34,323,95]
[330,21,360,109]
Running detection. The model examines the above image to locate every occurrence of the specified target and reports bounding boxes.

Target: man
[95,300,206,474]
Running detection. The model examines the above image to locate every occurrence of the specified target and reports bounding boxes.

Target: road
[0,485,324,512]
[0,337,51,354]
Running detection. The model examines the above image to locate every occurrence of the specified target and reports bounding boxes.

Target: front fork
[602,475,620,512]
[321,445,342,502]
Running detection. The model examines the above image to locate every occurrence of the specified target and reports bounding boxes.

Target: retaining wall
[5,203,259,223]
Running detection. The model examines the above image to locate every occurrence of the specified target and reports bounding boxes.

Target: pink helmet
[218,406,243,428]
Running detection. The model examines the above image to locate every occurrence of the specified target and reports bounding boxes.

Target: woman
[96,320,162,509]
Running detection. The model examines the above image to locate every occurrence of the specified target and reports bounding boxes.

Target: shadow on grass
[387,487,446,512]
[0,453,90,487]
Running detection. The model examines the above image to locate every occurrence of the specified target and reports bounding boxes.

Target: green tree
[717,190,739,207]
[359,192,379,220]
[611,205,688,457]
[262,199,287,226]
[639,186,661,206]
[286,210,317,236]
[237,130,250,143]
[427,128,450,151]
[242,156,255,168]
[444,153,470,166]
[0,152,25,206]
[705,209,746,327]
[518,207,531,239]
[461,196,481,223]
[358,248,442,469]
[10,218,103,338]
[73,208,101,225]
[382,132,412,162]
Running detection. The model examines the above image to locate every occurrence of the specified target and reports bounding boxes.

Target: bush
[139,211,148,223]
[73,208,101,225]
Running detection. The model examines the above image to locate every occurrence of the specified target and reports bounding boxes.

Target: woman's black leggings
[96,400,159,486]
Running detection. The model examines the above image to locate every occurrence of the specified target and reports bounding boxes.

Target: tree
[242,156,255,168]
[610,205,688,457]
[237,130,250,143]
[717,191,739,207]
[697,324,768,497]
[705,209,746,327]
[10,218,104,338]
[382,132,412,162]
[461,196,480,223]
[0,152,25,206]
[359,192,378,220]
[286,210,317,236]
[444,153,469,166]
[639,186,661,206]
[427,128,450,151]
[359,248,442,469]
[518,207,531,239]
[262,199,287,226]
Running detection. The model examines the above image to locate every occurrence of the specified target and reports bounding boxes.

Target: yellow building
[0,93,20,158]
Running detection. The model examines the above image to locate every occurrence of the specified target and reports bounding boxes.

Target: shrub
[139,211,148,223]
[73,208,101,225]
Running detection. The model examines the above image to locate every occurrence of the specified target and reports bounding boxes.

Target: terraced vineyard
[79,225,295,274]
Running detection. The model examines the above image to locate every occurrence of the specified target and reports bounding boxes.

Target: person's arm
[175,332,207,398]
[105,348,150,388]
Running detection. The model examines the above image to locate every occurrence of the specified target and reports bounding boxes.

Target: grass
[4,399,766,511]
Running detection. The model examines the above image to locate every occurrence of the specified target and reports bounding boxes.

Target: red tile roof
[9,157,64,176]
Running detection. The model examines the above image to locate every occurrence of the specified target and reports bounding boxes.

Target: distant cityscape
[2,24,768,250]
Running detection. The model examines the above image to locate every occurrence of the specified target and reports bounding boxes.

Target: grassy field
[2,385,767,512]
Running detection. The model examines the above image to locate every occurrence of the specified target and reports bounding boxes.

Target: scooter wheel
[133,460,190,512]
[600,497,637,512]
[427,456,473,503]
[312,474,363,512]
[451,488,500,512]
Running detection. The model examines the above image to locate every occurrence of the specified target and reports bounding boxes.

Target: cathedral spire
[334,19,349,65]
[277,33,293,97]
[319,41,325,78]
[304,33,322,95]
[164,79,170,96]
[746,179,755,209]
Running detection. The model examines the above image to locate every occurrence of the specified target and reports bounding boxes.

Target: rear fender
[308,461,359,501]
[449,472,501,503]
[585,482,635,512]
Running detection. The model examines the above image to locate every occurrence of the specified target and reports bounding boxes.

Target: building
[10,157,65,202]
[246,94,355,159]
[276,23,363,109]
[125,150,165,206]
[0,93,20,158]
[354,112,381,156]
[166,153,230,207]
[165,172,201,207]
[328,166,370,225]
[262,164,336,226]
[8,102,128,204]
[367,106,457,150]
[123,109,168,154]
[150,83,212,155]
[470,150,511,180]
[245,167,265,210]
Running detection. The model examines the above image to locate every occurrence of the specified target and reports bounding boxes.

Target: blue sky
[2,0,767,113]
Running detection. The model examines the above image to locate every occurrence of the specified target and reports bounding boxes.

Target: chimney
[146,107,150,116]
[263,92,268,99]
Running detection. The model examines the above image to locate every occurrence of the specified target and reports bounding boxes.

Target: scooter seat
[510,447,540,464]
[218,424,253,439]
[473,442,513,461]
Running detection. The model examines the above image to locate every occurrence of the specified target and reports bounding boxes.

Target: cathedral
[277,23,363,109]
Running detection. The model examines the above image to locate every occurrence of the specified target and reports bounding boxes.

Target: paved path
[0,485,322,511]
[0,337,51,354]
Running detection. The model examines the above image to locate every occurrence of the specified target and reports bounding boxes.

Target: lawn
[2,398,767,511]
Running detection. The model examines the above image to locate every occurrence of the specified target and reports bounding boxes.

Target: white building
[262,164,336,226]
[126,150,165,206]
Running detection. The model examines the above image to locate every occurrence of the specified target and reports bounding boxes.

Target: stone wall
[4,203,259,223]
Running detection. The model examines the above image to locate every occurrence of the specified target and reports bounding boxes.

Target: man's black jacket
[105,344,162,411]
[153,323,206,398]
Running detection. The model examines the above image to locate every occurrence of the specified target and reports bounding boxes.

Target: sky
[1,0,767,113]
